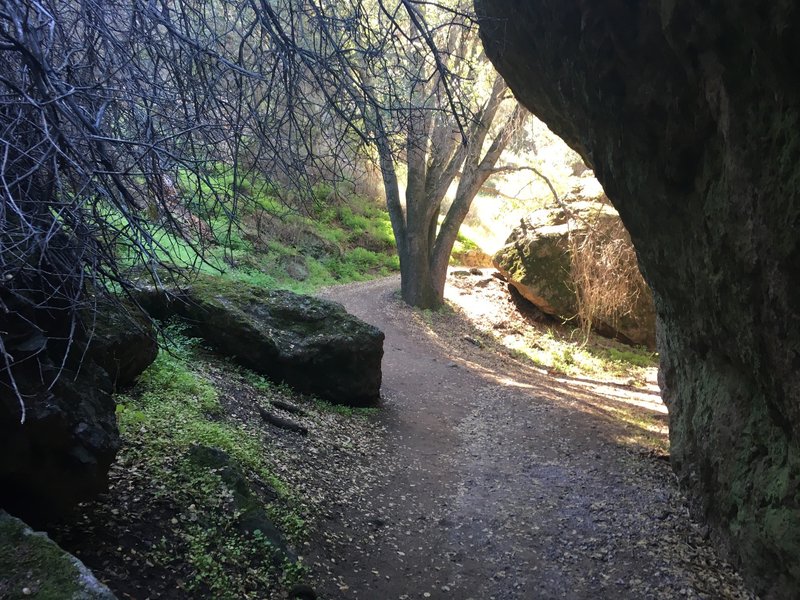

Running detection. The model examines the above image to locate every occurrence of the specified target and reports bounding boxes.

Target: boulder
[280,255,310,282]
[288,228,342,260]
[0,359,118,522]
[89,301,159,389]
[0,510,116,599]
[478,1,800,595]
[138,279,384,406]
[0,293,156,522]
[493,212,578,317]
[493,201,656,348]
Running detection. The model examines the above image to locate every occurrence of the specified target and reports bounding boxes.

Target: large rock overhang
[475,1,800,597]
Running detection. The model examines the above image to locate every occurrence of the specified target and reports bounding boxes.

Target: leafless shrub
[568,216,652,342]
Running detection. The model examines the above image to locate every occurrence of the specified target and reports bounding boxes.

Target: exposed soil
[307,273,756,600]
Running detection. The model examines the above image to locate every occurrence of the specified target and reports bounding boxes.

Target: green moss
[112,327,310,598]
[0,515,87,600]
[450,229,489,265]
[119,344,280,492]
[596,347,658,368]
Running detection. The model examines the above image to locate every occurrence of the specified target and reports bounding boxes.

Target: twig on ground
[258,406,308,435]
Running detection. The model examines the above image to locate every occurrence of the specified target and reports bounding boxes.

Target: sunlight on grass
[439,270,667,455]
[501,327,657,384]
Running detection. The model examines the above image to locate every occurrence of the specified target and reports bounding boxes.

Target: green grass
[450,228,486,264]
[114,326,305,597]
[118,174,402,295]
[505,333,656,381]
[323,247,399,282]
[310,193,397,251]
[107,164,497,296]
[599,346,658,368]
[119,327,271,477]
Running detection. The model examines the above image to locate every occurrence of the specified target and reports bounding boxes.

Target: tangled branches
[0,0,466,422]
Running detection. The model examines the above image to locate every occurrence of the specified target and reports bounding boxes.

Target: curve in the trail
[307,276,753,600]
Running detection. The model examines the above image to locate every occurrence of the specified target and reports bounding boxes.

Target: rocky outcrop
[138,279,384,406]
[477,1,800,596]
[0,510,117,599]
[494,211,579,317]
[0,294,156,522]
[494,201,656,348]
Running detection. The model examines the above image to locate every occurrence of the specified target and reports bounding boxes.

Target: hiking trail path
[307,275,752,600]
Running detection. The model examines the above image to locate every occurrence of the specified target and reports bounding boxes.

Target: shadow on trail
[310,277,753,600]
[404,294,671,459]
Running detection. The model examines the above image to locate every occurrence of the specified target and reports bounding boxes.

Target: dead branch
[258,405,309,435]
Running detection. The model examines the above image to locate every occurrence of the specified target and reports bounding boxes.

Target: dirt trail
[309,276,753,600]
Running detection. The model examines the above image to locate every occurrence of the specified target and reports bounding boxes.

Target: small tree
[346,4,527,307]
[383,71,525,308]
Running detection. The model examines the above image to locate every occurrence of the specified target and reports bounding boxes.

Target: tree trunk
[393,79,523,309]
[397,225,445,307]
[399,219,443,308]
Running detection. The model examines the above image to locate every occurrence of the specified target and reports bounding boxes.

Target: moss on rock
[0,511,116,600]
[478,0,800,595]
[136,277,384,406]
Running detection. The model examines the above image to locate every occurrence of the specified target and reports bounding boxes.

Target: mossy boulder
[493,211,579,318]
[493,202,655,347]
[0,510,116,599]
[138,279,384,406]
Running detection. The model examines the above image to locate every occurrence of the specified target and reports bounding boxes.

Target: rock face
[90,302,159,389]
[0,297,156,522]
[139,280,384,406]
[477,1,800,596]
[494,202,656,348]
[0,510,117,599]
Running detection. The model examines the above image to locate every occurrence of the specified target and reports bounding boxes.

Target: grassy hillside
[117,173,402,294]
